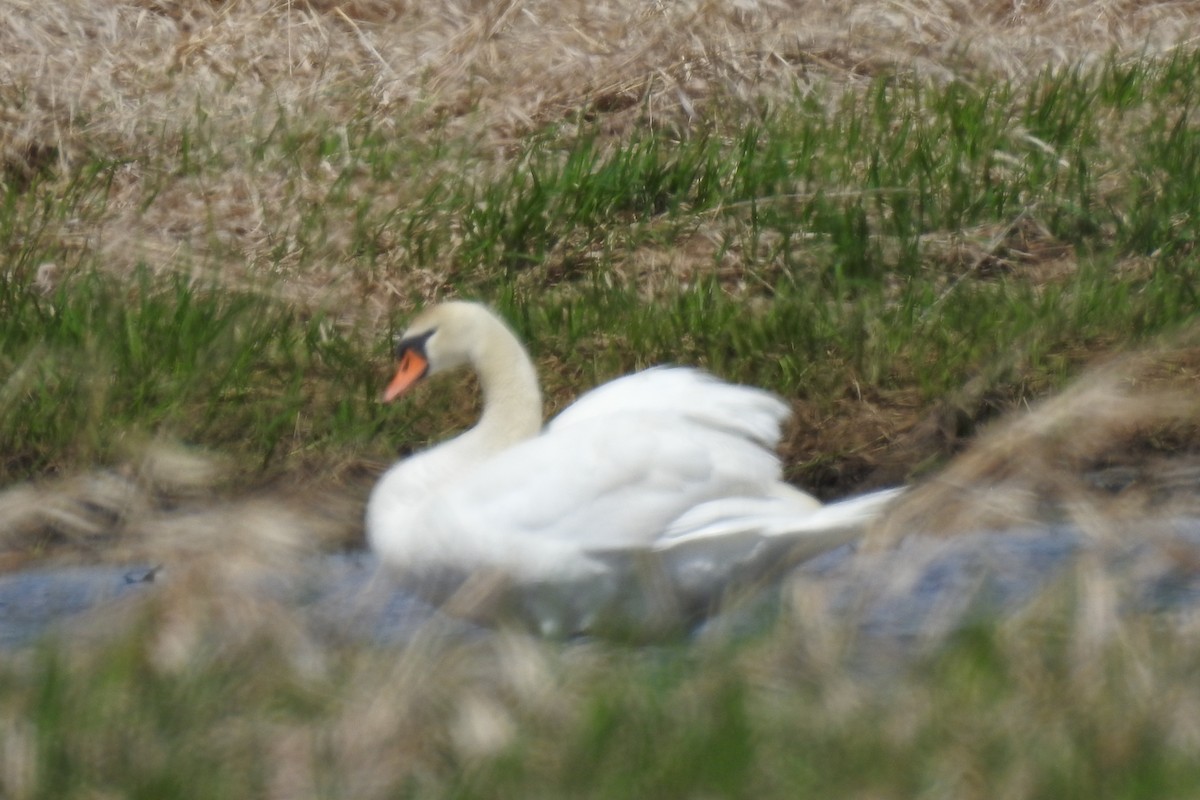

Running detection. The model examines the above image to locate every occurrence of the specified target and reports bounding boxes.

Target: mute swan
[366,301,899,637]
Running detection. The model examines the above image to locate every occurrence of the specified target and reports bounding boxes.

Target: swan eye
[393,328,435,359]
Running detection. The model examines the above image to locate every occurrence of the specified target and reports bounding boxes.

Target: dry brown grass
[866,330,1200,546]
[2,0,1197,309]
[0,438,367,570]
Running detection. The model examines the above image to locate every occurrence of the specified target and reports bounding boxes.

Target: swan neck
[472,320,543,447]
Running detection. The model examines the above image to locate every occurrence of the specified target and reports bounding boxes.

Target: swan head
[382,301,519,403]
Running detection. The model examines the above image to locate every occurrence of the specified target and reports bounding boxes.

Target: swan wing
[649,487,904,602]
[406,412,784,581]
[658,486,904,546]
[548,367,790,449]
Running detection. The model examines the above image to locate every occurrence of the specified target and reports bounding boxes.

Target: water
[3,520,1200,652]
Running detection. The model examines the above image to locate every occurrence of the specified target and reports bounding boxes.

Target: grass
[2,0,1200,795]
[0,269,378,477]
[3,48,1198,490]
[4,586,1200,799]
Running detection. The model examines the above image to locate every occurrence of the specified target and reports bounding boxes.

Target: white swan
[366,301,899,637]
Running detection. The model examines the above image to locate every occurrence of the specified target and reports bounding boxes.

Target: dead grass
[2,0,1197,309]
[0,438,368,571]
[866,329,1200,546]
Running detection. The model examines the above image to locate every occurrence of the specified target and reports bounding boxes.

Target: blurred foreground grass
[3,577,1200,798]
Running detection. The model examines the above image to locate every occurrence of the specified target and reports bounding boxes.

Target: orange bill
[382,349,429,402]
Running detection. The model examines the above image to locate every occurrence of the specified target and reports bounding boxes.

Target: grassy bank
[3,49,1199,495]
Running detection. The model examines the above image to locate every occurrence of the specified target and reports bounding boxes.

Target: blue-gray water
[3,520,1199,652]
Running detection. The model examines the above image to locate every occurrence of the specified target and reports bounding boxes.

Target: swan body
[366,301,899,637]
